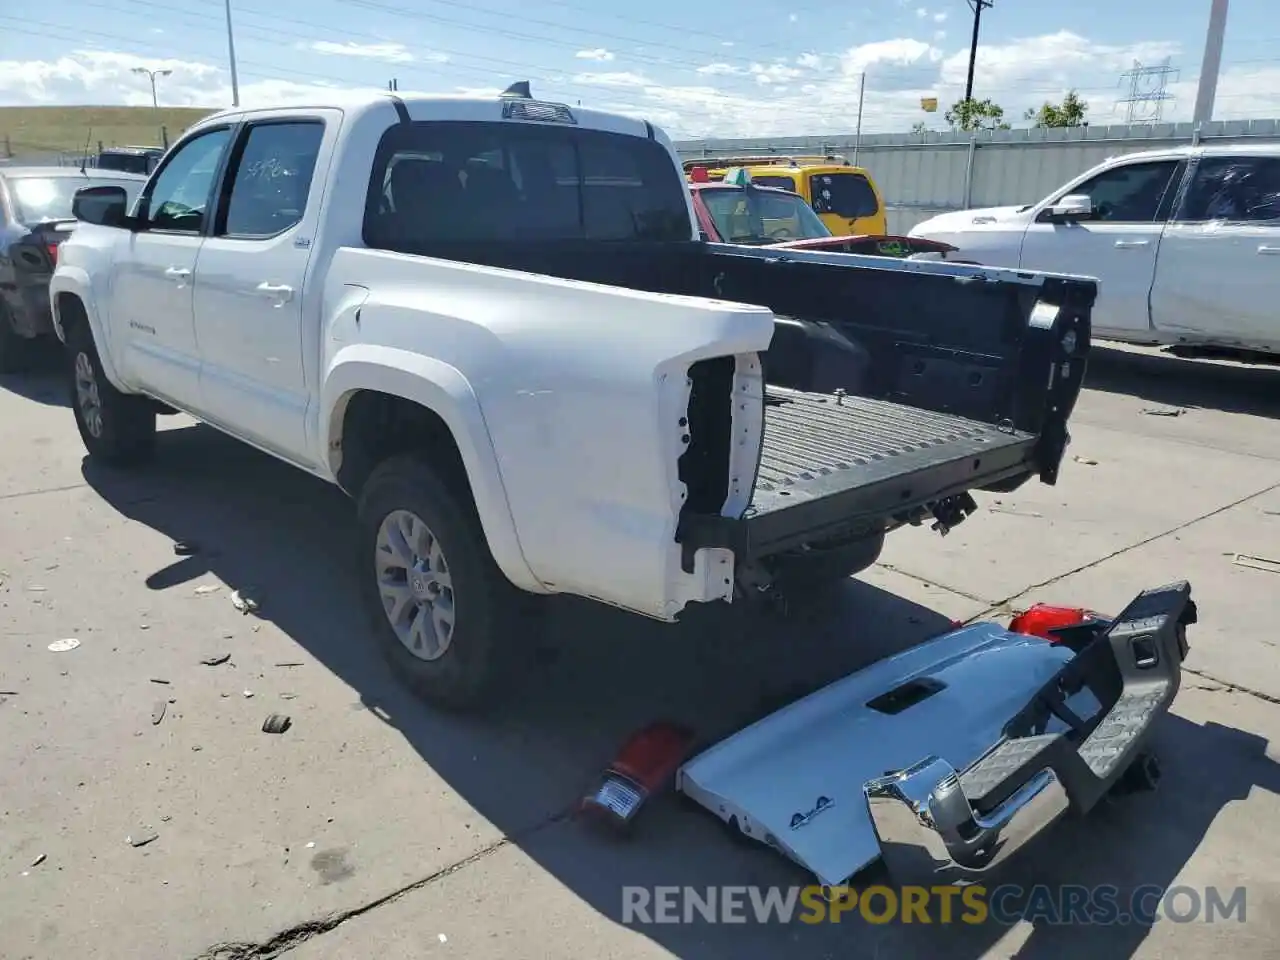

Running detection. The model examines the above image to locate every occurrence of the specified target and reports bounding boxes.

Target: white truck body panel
[50,92,771,618]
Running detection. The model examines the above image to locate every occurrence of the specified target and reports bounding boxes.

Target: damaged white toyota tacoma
[52,83,1196,886]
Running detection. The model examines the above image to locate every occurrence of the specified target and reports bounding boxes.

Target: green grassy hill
[0,106,213,161]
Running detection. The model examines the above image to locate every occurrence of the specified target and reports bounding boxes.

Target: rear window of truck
[809,172,879,218]
[363,120,692,247]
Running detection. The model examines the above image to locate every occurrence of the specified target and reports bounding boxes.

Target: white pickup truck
[910,144,1280,356]
[52,85,1196,892]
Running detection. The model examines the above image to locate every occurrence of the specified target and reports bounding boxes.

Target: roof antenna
[500,80,531,99]
[79,126,93,176]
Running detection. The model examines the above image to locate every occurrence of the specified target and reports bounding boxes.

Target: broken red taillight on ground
[1009,603,1108,642]
[580,721,695,830]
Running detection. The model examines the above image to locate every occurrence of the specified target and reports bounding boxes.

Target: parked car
[54,84,1093,713]
[909,144,1280,356]
[95,146,165,175]
[691,169,961,258]
[684,155,887,236]
[0,166,146,371]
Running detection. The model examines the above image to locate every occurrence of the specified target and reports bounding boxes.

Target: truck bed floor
[747,388,1037,543]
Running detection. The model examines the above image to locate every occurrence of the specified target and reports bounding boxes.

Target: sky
[2,0,1279,140]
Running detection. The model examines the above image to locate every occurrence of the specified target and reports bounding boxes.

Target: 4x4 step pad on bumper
[753,389,1035,495]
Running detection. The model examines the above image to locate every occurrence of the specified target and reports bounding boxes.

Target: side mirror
[72,185,131,228]
[1041,193,1093,223]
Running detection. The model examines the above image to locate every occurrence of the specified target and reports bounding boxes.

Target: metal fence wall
[675,118,1280,235]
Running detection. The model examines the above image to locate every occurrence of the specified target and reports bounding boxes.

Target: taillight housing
[46,242,59,266]
[1010,603,1104,642]
[580,721,695,830]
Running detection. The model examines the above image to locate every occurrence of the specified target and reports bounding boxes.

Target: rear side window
[364,120,691,247]
[809,172,878,218]
[218,120,325,238]
[1175,156,1280,223]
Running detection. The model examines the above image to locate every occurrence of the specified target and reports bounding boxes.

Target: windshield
[700,187,831,244]
[8,175,143,225]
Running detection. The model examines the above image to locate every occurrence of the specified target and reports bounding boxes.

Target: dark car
[0,166,146,372]
[96,146,165,175]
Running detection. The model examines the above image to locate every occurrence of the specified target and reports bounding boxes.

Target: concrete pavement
[2,343,1279,960]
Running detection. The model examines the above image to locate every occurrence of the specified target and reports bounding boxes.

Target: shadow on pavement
[0,341,68,407]
[82,424,1280,959]
[1086,344,1280,419]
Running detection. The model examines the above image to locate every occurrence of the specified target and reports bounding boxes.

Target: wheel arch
[322,349,544,594]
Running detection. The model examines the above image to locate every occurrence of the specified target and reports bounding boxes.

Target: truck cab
[910,144,1280,355]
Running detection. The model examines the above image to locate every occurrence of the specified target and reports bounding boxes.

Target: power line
[1118,58,1178,123]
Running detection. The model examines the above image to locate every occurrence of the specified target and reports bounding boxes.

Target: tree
[1025,90,1088,128]
[944,97,1010,132]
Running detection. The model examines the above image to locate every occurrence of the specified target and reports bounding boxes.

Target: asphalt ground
[2,342,1279,959]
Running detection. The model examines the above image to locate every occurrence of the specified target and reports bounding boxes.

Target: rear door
[1017,158,1184,340]
[1150,154,1280,351]
[191,115,330,463]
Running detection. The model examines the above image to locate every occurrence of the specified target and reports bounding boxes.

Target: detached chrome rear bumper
[678,581,1196,888]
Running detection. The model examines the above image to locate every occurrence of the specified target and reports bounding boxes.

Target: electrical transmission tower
[1118,58,1178,123]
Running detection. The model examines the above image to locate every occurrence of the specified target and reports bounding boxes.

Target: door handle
[1258,245,1280,255]
[1113,240,1150,249]
[256,282,295,304]
[164,266,191,280]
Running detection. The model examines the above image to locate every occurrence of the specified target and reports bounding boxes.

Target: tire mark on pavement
[0,481,88,501]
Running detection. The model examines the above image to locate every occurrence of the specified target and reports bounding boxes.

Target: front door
[1018,158,1184,339]
[192,117,329,464]
[111,126,234,407]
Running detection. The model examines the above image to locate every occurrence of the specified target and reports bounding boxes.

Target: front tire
[356,454,530,712]
[65,321,156,466]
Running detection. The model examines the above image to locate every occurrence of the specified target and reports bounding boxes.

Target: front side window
[1175,156,1280,223]
[809,172,878,218]
[9,175,143,225]
[364,120,691,247]
[1055,160,1180,223]
[220,121,324,238]
[700,187,830,243]
[139,127,233,233]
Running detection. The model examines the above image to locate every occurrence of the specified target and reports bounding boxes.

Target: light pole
[964,0,994,104]
[224,0,241,107]
[1193,0,1229,125]
[131,67,171,108]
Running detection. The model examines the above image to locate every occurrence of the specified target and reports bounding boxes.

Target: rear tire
[768,532,885,595]
[356,453,533,712]
[65,321,156,466]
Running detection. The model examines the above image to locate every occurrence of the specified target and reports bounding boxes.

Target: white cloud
[575,48,615,62]
[696,62,740,76]
[573,71,651,89]
[308,41,436,64]
[917,7,928,17]
[5,39,1280,145]
[934,11,948,22]
[934,30,947,42]
[789,13,798,22]
[721,41,734,47]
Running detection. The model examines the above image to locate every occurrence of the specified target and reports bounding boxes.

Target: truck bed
[741,386,1036,555]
